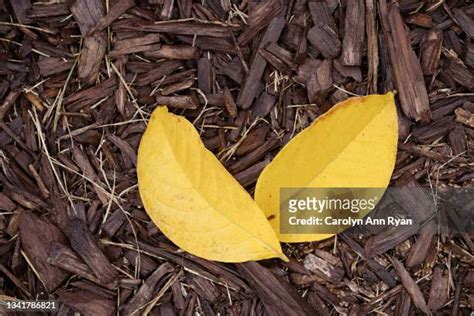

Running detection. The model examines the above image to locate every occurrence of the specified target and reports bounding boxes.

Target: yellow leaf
[137,107,286,262]
[255,93,398,242]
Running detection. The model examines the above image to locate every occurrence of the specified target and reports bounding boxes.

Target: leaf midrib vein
[160,120,281,256]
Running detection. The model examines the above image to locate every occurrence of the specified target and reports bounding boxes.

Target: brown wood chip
[420,29,443,75]
[140,20,238,38]
[390,257,431,315]
[237,12,285,109]
[379,0,431,123]
[58,289,115,316]
[122,262,174,315]
[144,45,198,60]
[237,262,316,316]
[156,95,198,109]
[19,212,69,292]
[341,0,365,66]
[69,218,118,285]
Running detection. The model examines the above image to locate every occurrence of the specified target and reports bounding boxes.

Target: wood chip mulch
[0,0,473,315]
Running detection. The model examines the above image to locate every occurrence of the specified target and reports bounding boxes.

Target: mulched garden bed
[0,0,473,314]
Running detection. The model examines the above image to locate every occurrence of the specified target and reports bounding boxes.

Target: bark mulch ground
[0,0,473,315]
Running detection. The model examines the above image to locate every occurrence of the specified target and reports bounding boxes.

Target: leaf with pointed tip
[255,93,398,242]
[138,107,286,262]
